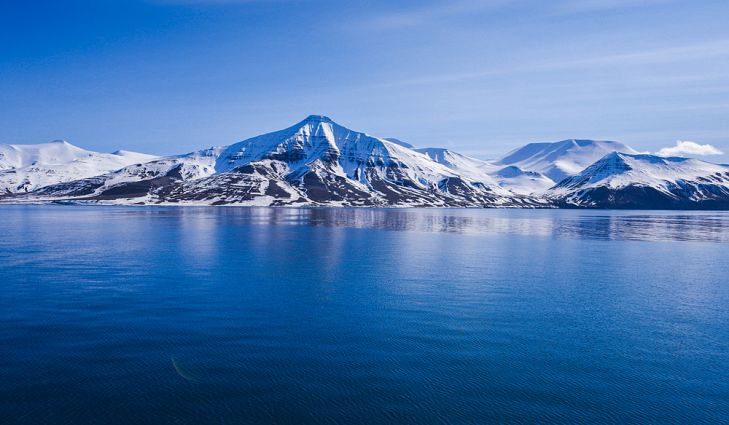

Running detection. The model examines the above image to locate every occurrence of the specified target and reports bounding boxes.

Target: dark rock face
[555,184,729,210]
[12,157,545,207]
[8,118,729,209]
[149,161,544,207]
[94,176,177,200]
[549,153,729,210]
[31,177,107,198]
[295,171,375,204]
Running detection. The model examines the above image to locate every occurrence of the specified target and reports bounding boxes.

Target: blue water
[1,206,729,424]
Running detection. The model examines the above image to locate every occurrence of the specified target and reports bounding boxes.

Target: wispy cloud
[370,39,729,88]
[566,39,729,67]
[148,0,297,5]
[363,0,515,29]
[361,0,678,30]
[656,140,724,157]
[556,0,678,14]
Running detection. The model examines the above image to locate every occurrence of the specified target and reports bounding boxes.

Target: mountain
[498,139,639,182]
[12,116,544,207]
[416,139,641,196]
[4,118,729,209]
[0,140,157,194]
[416,148,554,195]
[550,152,729,209]
[416,147,499,182]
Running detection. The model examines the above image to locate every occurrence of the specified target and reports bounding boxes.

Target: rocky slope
[8,116,545,207]
[3,117,728,209]
[550,152,729,209]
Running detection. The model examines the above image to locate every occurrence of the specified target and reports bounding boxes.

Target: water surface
[1,206,728,424]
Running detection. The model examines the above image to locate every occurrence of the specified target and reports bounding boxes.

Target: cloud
[557,0,677,14]
[567,40,729,67]
[655,140,724,157]
[369,39,729,89]
[364,0,515,29]
[148,0,297,5]
[363,0,677,29]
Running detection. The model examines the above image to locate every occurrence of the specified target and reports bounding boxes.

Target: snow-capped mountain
[15,116,542,207]
[3,117,728,209]
[0,140,157,194]
[417,140,643,196]
[416,147,555,195]
[550,152,729,209]
[498,139,639,183]
[416,148,499,182]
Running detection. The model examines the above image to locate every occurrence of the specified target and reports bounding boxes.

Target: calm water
[1,206,729,424]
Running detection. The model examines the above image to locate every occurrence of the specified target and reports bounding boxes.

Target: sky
[1,0,728,162]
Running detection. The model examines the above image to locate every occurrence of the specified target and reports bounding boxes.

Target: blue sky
[1,0,728,161]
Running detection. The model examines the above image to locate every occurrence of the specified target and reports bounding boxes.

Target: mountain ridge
[1,116,727,209]
[0,141,158,194]
[7,116,541,207]
[551,152,729,209]
[497,139,639,182]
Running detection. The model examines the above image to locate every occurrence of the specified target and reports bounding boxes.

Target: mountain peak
[498,138,639,182]
[565,139,605,147]
[593,151,632,169]
[495,165,530,178]
[551,151,729,208]
[299,115,334,125]
[7,116,729,209]
[49,139,71,145]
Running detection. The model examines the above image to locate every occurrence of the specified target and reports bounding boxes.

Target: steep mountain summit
[3,117,728,209]
[213,115,482,191]
[11,116,535,207]
[216,114,379,172]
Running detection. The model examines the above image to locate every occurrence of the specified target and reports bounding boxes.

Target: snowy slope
[551,152,729,209]
[419,140,643,194]
[492,166,556,194]
[215,116,460,183]
[11,117,726,209]
[210,115,517,197]
[498,139,639,182]
[416,147,554,195]
[383,138,413,148]
[20,146,224,200]
[0,140,157,193]
[14,116,541,207]
[416,148,499,179]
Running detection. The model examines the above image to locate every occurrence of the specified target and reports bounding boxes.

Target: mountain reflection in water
[96,207,729,243]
